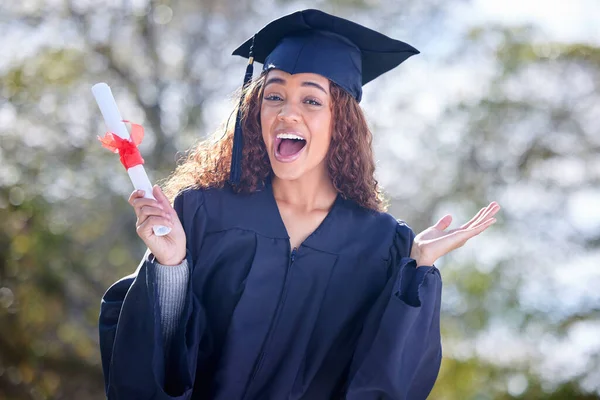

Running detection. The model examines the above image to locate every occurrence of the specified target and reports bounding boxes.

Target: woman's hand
[411,202,500,267]
[128,185,187,266]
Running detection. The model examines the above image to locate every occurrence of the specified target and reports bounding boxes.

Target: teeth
[277,133,305,140]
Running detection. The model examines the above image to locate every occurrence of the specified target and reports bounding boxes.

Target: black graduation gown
[99,182,442,400]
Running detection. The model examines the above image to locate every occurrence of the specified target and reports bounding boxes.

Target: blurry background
[1,0,599,399]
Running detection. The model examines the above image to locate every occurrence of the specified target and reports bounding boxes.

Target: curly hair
[161,72,386,212]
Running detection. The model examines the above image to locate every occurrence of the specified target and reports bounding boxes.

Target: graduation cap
[229,9,419,184]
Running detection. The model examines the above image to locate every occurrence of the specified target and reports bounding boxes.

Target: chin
[270,163,306,181]
[267,150,327,182]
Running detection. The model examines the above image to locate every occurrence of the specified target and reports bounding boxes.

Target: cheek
[310,114,333,155]
[260,106,274,143]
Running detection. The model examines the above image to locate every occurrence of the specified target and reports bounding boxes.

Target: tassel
[229,35,256,185]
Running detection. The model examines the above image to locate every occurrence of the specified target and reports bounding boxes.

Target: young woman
[99,9,500,400]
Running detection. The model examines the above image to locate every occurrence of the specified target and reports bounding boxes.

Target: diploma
[92,83,171,237]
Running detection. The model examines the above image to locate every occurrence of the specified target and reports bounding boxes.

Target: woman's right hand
[128,185,187,266]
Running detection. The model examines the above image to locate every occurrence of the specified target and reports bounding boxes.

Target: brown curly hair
[161,72,386,212]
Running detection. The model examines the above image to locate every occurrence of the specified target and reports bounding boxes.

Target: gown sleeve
[346,221,442,400]
[98,189,207,400]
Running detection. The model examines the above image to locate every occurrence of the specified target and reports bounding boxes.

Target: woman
[99,9,500,400]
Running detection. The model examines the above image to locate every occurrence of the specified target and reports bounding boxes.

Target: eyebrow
[265,77,329,95]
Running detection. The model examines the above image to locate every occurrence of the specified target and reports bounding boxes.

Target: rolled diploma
[91,83,171,237]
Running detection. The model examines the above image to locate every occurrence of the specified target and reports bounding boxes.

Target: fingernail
[138,190,145,196]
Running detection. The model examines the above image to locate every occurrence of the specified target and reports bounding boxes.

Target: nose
[277,102,301,123]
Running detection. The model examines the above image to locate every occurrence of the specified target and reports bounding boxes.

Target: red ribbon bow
[98,121,145,169]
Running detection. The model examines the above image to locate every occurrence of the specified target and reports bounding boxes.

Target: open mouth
[275,133,307,162]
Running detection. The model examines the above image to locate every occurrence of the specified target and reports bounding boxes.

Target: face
[260,70,332,182]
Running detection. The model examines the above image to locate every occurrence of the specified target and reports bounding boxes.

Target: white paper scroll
[92,83,171,237]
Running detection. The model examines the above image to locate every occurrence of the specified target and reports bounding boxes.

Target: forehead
[265,69,330,87]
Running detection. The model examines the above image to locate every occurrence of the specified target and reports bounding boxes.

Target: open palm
[411,202,501,267]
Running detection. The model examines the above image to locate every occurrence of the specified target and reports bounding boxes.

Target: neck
[271,169,337,211]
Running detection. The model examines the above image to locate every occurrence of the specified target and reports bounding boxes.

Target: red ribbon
[98,121,145,169]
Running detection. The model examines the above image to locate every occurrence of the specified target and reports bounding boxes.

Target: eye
[264,94,283,101]
[304,98,322,106]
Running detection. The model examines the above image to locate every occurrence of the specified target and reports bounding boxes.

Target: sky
[466,0,600,45]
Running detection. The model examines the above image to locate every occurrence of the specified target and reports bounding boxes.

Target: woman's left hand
[411,202,501,267]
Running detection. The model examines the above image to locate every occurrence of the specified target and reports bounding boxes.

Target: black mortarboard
[228,9,419,184]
